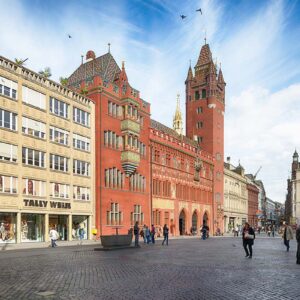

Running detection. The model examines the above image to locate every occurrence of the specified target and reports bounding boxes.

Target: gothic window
[131,205,144,225]
[105,168,124,189]
[196,122,203,129]
[195,91,200,100]
[107,203,122,225]
[201,89,206,99]
[153,210,161,226]
[197,136,203,143]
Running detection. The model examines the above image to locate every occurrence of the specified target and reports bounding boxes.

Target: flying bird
[196,8,202,14]
[180,15,187,19]
[68,34,72,38]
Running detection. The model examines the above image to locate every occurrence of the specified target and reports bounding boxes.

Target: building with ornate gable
[67,42,225,236]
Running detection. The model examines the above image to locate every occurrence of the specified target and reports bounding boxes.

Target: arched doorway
[179,210,186,235]
[192,211,198,234]
[203,212,209,227]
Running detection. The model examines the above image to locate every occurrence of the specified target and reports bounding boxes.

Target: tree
[59,77,68,86]
[39,67,52,78]
[14,58,28,66]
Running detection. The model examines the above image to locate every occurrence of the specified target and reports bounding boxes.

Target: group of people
[133,222,169,247]
[242,222,300,264]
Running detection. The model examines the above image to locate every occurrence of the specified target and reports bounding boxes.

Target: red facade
[67,43,224,236]
[185,44,225,232]
[247,183,259,228]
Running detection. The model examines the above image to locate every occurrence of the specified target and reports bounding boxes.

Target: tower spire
[173,93,183,135]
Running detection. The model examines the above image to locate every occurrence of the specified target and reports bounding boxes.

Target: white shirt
[49,229,59,240]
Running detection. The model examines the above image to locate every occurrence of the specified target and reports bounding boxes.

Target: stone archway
[192,211,198,234]
[179,210,186,235]
[203,211,209,227]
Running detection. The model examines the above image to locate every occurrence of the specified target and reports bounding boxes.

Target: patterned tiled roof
[151,119,198,148]
[67,53,121,86]
[196,44,212,66]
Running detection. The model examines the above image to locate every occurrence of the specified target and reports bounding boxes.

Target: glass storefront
[0,212,17,243]
[21,214,45,242]
[72,215,88,240]
[49,215,68,241]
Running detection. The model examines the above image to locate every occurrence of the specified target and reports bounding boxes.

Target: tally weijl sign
[23,199,71,209]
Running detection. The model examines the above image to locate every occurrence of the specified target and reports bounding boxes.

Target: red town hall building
[67,43,225,236]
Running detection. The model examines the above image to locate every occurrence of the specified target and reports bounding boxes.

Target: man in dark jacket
[242,222,255,258]
[134,221,140,248]
[296,224,300,264]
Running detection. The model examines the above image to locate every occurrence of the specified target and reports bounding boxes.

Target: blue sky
[1,0,300,203]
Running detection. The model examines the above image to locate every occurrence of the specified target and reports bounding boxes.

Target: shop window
[21,214,45,242]
[0,213,17,243]
[72,215,88,240]
[49,215,68,241]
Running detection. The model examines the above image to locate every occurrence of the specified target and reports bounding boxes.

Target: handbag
[244,232,254,239]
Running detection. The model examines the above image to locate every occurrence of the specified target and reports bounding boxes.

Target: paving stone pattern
[0,237,299,300]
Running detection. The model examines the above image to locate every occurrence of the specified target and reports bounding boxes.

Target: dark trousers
[162,234,168,245]
[135,234,139,247]
[151,234,155,244]
[51,239,57,247]
[297,242,300,264]
[284,239,290,251]
[243,242,253,257]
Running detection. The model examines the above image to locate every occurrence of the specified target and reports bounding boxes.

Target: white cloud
[225,84,300,202]
[1,0,300,203]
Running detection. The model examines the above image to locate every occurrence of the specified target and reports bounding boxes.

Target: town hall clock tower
[185,42,226,232]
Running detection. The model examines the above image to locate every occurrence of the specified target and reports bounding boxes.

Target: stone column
[88,215,92,240]
[68,214,72,241]
[16,212,21,243]
[45,213,49,242]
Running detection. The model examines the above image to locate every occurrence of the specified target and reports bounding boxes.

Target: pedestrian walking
[282,222,293,252]
[134,221,140,248]
[142,224,147,243]
[242,222,255,258]
[162,224,169,246]
[272,226,275,238]
[234,225,239,237]
[201,224,207,240]
[49,227,59,248]
[296,224,300,265]
[79,227,85,245]
[146,226,151,244]
[151,224,156,244]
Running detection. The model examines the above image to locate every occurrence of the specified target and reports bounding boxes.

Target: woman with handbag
[242,222,255,258]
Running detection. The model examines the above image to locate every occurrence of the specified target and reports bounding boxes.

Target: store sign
[23,199,71,209]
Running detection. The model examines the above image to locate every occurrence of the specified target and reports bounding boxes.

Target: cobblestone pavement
[0,237,299,300]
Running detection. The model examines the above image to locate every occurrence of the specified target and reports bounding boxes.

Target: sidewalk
[1,235,204,251]
[0,240,101,251]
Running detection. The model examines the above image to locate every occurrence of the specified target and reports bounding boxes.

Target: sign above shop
[23,199,71,209]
